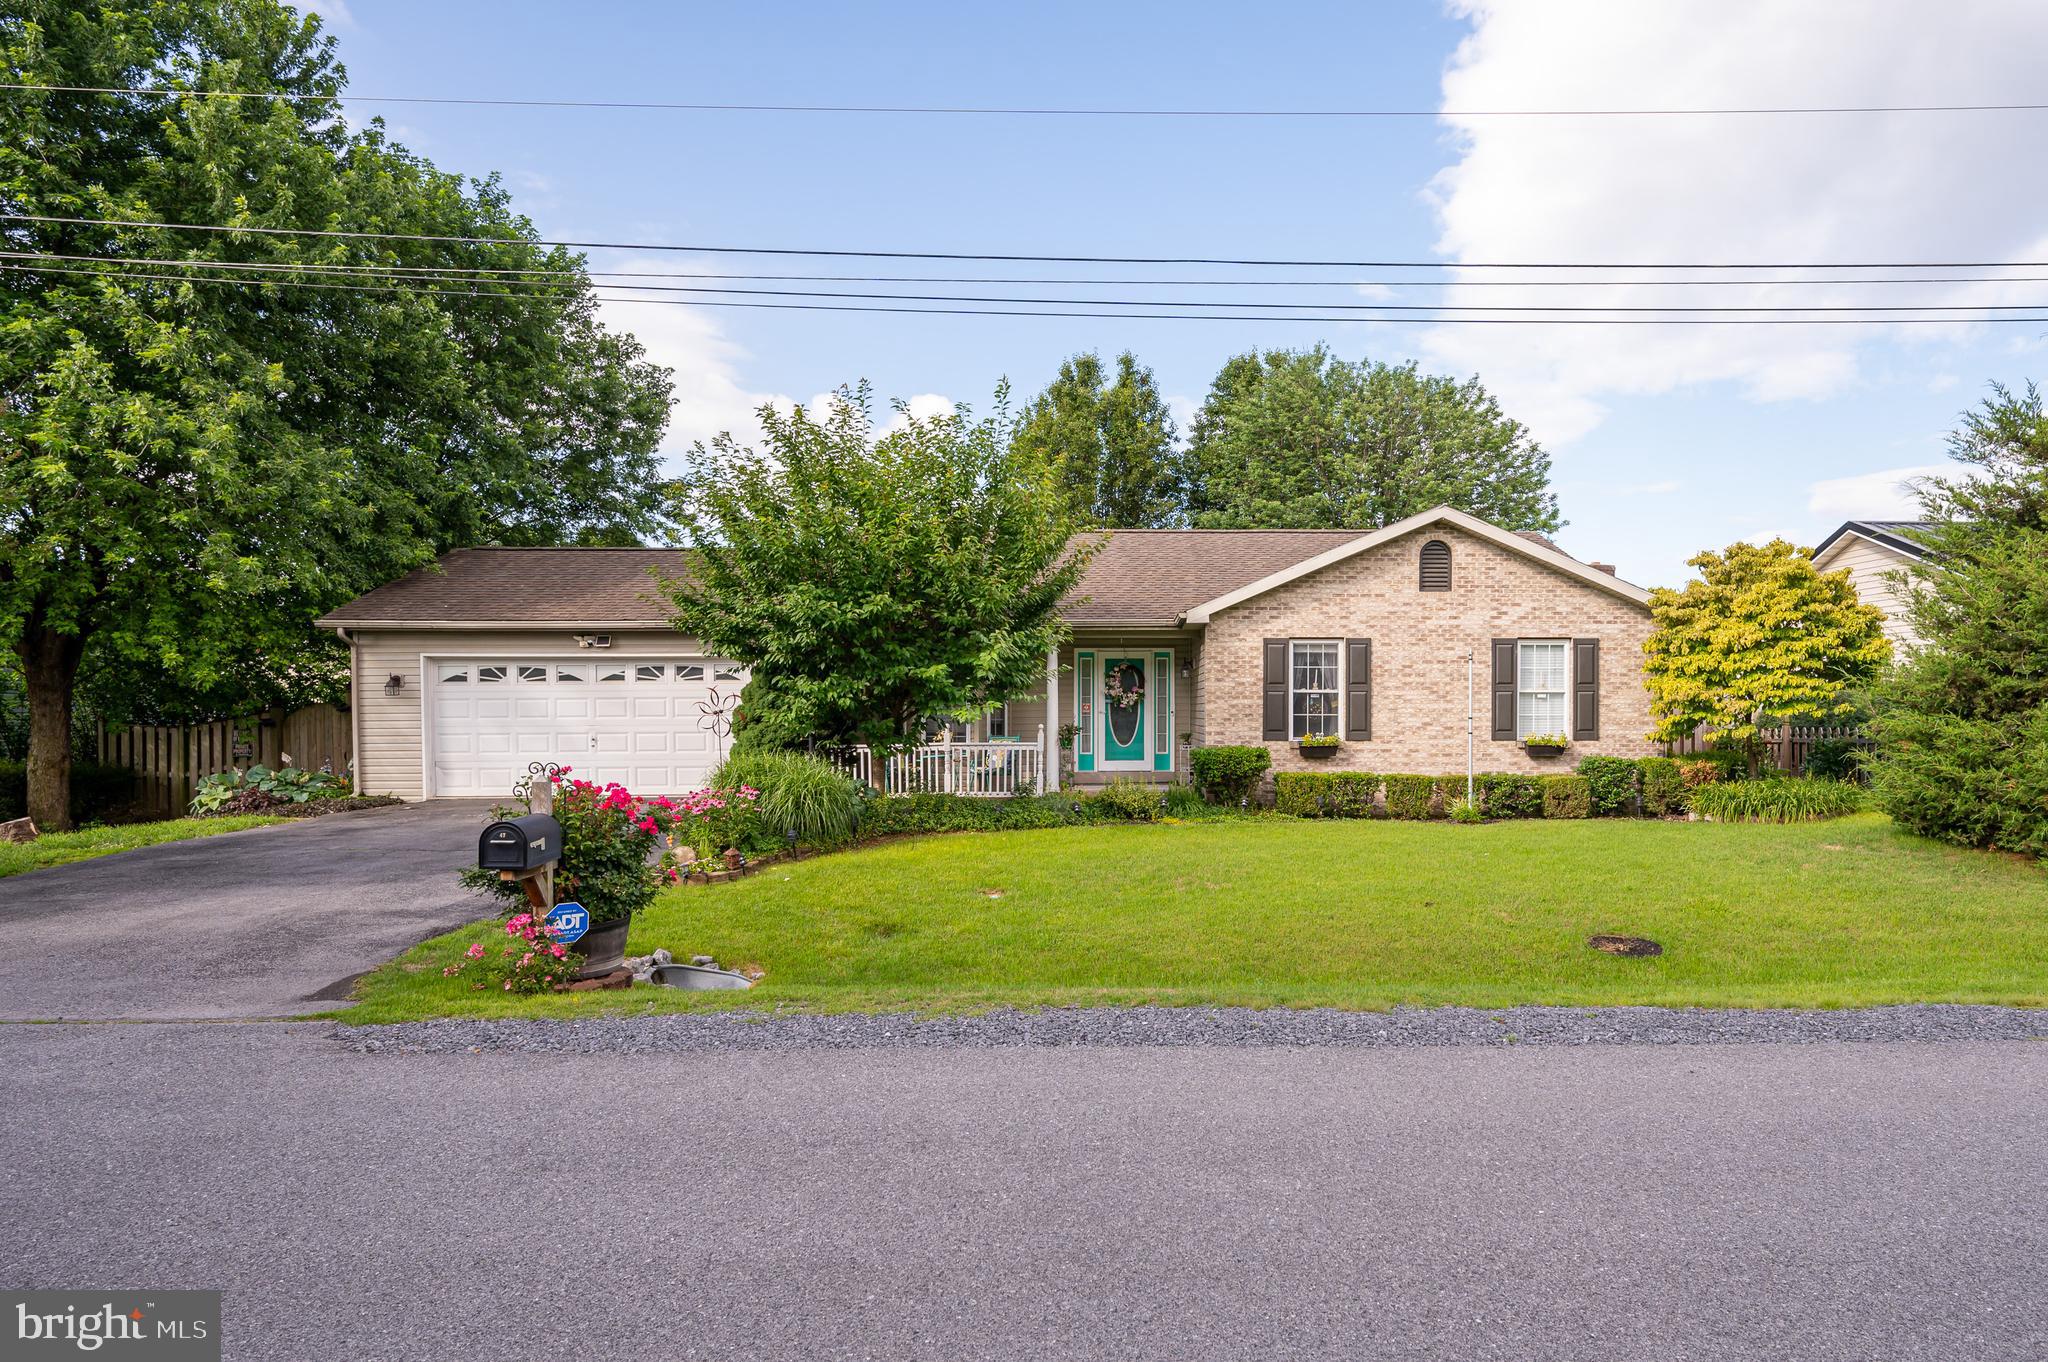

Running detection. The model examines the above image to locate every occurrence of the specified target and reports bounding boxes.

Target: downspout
[336,626,364,796]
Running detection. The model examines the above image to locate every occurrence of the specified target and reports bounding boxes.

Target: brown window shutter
[1572,637,1600,740]
[1345,639,1372,740]
[1490,638,1517,740]
[1262,638,1288,741]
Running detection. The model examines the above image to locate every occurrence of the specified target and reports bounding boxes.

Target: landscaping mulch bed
[201,793,403,819]
[335,1003,2048,1056]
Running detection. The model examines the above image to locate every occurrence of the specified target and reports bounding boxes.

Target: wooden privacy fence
[1663,723,1871,773]
[97,703,353,816]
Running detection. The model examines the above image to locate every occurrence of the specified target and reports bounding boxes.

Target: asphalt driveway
[0,801,496,1020]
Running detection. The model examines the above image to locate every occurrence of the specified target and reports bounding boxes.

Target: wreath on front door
[1104,663,1146,711]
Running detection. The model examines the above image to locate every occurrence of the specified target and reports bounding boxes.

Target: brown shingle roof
[317,547,689,625]
[320,533,1372,630]
[324,524,1581,629]
[1063,529,1363,624]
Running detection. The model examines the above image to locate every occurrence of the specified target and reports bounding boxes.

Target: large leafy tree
[1,1,673,825]
[1011,351,1183,527]
[1185,345,1561,532]
[666,384,1091,753]
[1868,383,2048,855]
[1643,539,1891,773]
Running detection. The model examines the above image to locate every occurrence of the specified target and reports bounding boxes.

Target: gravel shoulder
[335,1001,2048,1054]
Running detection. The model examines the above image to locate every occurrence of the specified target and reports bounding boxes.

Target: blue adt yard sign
[545,902,590,945]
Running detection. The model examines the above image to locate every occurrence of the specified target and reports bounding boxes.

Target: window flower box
[1298,735,1341,760]
[1522,733,1570,758]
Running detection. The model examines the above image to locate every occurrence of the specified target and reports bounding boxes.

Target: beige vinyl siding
[1814,536,1921,650]
[348,628,704,800]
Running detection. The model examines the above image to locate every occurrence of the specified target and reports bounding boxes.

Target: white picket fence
[838,728,1048,797]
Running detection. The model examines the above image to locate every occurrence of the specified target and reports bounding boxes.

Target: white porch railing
[838,727,1048,797]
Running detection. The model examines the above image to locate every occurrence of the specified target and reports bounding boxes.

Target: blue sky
[312,0,2048,586]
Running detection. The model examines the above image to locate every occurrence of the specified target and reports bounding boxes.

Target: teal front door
[1102,656,1147,764]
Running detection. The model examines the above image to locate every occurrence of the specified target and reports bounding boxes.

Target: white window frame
[1516,639,1569,739]
[983,703,1010,740]
[1289,639,1341,739]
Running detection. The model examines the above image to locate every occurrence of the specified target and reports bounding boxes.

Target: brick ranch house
[318,505,1658,801]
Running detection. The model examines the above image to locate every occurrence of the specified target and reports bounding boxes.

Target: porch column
[1044,646,1060,793]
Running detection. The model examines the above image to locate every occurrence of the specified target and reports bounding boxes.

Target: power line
[9,213,2048,271]
[6,82,2046,119]
[13,261,2048,326]
[13,256,2048,314]
[10,249,2048,290]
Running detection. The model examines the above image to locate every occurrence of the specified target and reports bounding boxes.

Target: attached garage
[426,655,745,797]
[317,548,738,802]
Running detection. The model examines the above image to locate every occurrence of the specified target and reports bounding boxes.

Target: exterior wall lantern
[383,673,405,696]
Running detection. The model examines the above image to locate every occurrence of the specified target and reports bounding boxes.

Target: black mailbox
[478,814,562,873]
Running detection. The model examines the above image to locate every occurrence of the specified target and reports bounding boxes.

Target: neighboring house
[1810,520,1933,650]
[318,505,1658,800]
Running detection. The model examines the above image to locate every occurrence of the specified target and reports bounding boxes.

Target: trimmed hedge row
[853,783,1223,838]
[0,760,136,824]
[1271,757,1705,821]
[1273,770,1596,820]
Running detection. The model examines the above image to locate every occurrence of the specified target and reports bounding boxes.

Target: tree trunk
[23,627,86,832]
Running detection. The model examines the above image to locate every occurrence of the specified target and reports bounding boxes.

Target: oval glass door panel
[1103,658,1146,761]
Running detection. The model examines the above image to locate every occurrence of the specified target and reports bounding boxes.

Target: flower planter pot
[571,916,632,979]
[1298,743,1340,760]
[1523,743,1568,759]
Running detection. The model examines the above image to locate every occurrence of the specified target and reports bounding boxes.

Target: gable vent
[1419,539,1452,592]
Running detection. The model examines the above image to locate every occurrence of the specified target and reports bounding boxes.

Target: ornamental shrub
[713,750,861,847]
[1092,779,1164,822]
[440,912,584,994]
[459,772,694,923]
[1576,756,1642,817]
[1382,774,1443,820]
[1801,737,1867,784]
[189,762,350,814]
[1639,757,1685,816]
[1475,772,1543,819]
[1678,759,1722,792]
[857,791,1081,836]
[1541,774,1592,819]
[1189,745,1271,806]
[1273,771,1379,818]
[1689,777,1866,823]
[1162,783,1209,819]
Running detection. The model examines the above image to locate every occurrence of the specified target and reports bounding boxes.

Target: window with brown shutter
[1572,637,1600,740]
[1419,539,1452,591]
[1490,638,1517,740]
[1345,639,1372,740]
[1261,638,1288,741]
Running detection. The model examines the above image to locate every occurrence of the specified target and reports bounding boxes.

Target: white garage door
[427,657,746,798]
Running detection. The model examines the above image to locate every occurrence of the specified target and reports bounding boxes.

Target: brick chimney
[1589,562,1617,575]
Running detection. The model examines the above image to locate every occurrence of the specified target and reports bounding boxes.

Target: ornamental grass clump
[712,751,858,848]
[1688,778,1866,824]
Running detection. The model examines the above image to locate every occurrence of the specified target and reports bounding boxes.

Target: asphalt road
[3,1022,2042,1362]
[0,801,496,1020]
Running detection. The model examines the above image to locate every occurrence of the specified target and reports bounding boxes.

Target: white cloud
[1806,463,1948,520]
[876,392,957,436]
[1420,1,2048,447]
[593,259,793,462]
[306,0,355,28]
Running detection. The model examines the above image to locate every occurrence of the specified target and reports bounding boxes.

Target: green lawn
[0,815,284,878]
[342,813,2048,1021]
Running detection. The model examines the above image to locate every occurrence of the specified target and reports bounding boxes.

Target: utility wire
[8,213,2048,271]
[9,249,2048,290]
[12,261,2048,325]
[12,256,2048,314]
[5,82,2046,119]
